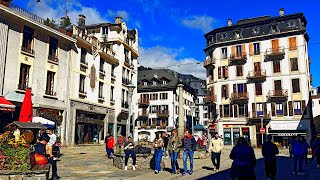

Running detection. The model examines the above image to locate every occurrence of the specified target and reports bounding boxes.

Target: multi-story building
[134,69,196,142]
[0,1,76,141]
[311,86,320,135]
[204,9,312,146]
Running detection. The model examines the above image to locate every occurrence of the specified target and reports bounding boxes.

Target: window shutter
[249,43,253,56]
[271,102,275,116]
[230,105,233,118]
[302,100,306,114]
[289,101,293,116]
[263,102,267,117]
[241,44,246,56]
[225,66,229,78]
[234,104,238,117]
[245,104,249,117]
[244,83,247,92]
[231,46,235,57]
[283,102,288,116]
[220,105,223,117]
[233,84,237,93]
[272,39,279,53]
[218,67,221,79]
[226,84,229,98]
[289,37,297,51]
[252,103,256,118]
[221,85,224,98]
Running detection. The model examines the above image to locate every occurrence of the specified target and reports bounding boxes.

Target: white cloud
[181,15,217,33]
[139,46,205,79]
[107,10,129,22]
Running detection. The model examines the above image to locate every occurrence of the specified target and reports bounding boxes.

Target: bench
[30,152,51,177]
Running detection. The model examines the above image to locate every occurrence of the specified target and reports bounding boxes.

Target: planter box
[0,170,48,180]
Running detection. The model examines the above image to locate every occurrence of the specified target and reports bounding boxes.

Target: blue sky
[12,0,320,86]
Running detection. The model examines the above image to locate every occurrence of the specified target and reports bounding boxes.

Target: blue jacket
[230,144,256,178]
[292,140,304,155]
[182,135,197,151]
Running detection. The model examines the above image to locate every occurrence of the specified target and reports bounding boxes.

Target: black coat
[230,144,256,178]
[262,141,279,162]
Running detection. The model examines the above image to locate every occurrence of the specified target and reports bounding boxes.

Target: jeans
[170,151,179,173]
[211,152,221,169]
[183,150,194,173]
[162,147,167,156]
[303,153,308,164]
[107,148,114,158]
[293,154,303,172]
[125,150,136,166]
[155,149,162,171]
[264,160,277,180]
[48,158,57,177]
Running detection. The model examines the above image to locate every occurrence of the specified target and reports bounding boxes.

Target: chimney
[0,0,12,7]
[279,8,284,16]
[114,17,123,24]
[78,14,86,26]
[228,19,232,27]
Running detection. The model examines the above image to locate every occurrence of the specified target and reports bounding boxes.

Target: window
[221,47,228,59]
[273,61,281,73]
[224,105,230,117]
[22,26,34,53]
[98,82,103,98]
[236,65,243,76]
[152,81,157,86]
[80,48,87,64]
[79,74,86,93]
[292,78,300,93]
[204,113,208,118]
[289,37,297,51]
[288,20,296,28]
[102,27,108,35]
[100,58,104,72]
[46,71,55,95]
[236,45,242,57]
[319,100,320,104]
[150,105,158,113]
[294,101,302,115]
[270,25,278,34]
[256,103,263,116]
[255,83,262,95]
[143,81,148,86]
[160,93,168,100]
[48,37,58,59]
[162,80,167,85]
[222,85,228,98]
[276,103,283,115]
[238,104,245,117]
[18,64,30,90]
[290,58,298,71]
[124,48,129,63]
[151,93,158,100]
[252,27,260,35]
[234,31,241,39]
[253,43,260,55]
[111,64,115,77]
[110,86,114,101]
[221,33,228,39]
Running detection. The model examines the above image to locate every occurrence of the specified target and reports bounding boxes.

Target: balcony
[231,92,249,103]
[138,98,150,107]
[265,47,285,61]
[267,89,288,102]
[204,94,216,104]
[99,69,106,79]
[21,46,34,56]
[98,95,105,102]
[203,58,215,68]
[139,110,149,117]
[229,52,247,65]
[247,70,266,82]
[122,77,132,86]
[157,110,169,118]
[79,91,87,98]
[48,55,59,64]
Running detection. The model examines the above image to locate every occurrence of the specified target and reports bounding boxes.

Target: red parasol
[0,96,15,112]
[19,88,33,122]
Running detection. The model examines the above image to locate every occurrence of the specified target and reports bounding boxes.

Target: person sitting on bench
[35,134,60,180]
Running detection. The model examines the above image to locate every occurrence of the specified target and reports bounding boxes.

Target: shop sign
[38,111,62,122]
[275,133,305,137]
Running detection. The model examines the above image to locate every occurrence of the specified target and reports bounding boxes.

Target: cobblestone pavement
[57,146,320,180]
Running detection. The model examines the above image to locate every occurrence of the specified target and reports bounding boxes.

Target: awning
[0,96,15,112]
[268,130,307,136]
[32,116,55,129]
[6,121,47,130]
[194,124,205,130]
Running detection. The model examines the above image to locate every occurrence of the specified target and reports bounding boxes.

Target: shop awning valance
[0,96,15,112]
[268,129,307,136]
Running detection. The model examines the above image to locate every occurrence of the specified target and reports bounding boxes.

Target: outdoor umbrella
[19,88,32,122]
[0,96,15,112]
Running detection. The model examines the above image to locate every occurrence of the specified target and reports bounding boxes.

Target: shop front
[222,124,251,146]
[34,108,63,137]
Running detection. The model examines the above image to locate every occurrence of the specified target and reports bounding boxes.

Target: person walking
[182,129,197,176]
[107,135,115,159]
[292,135,304,174]
[167,129,182,174]
[262,135,279,180]
[162,132,169,158]
[105,132,110,156]
[312,134,320,168]
[230,137,256,180]
[153,132,164,174]
[302,137,310,164]
[124,136,136,171]
[209,132,224,172]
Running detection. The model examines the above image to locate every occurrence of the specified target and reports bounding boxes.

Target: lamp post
[126,84,135,138]
[259,114,264,145]
[190,106,196,134]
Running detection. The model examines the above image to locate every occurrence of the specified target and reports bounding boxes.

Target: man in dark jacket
[262,135,279,180]
[35,134,60,180]
[182,129,197,176]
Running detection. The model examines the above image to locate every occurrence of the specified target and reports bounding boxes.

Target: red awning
[0,96,15,112]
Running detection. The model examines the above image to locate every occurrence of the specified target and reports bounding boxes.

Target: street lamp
[259,114,264,145]
[126,84,135,138]
[190,106,196,134]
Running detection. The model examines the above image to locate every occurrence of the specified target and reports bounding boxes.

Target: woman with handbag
[153,132,164,174]
[230,137,256,180]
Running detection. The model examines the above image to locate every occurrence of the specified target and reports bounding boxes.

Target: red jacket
[107,137,114,148]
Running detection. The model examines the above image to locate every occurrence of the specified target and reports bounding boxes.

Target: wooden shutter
[234,104,238,117]
[245,103,249,117]
[226,84,229,98]
[252,103,256,118]
[230,105,233,118]
[283,102,288,116]
[249,43,253,56]
[218,67,221,79]
[225,66,229,78]
[289,37,297,51]
[231,46,235,57]
[221,85,224,98]
[302,100,306,114]
[289,101,293,116]
[244,83,247,92]
[271,102,275,116]
[272,39,279,53]
[241,44,246,56]
[263,102,267,117]
[220,105,223,117]
[233,84,237,93]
